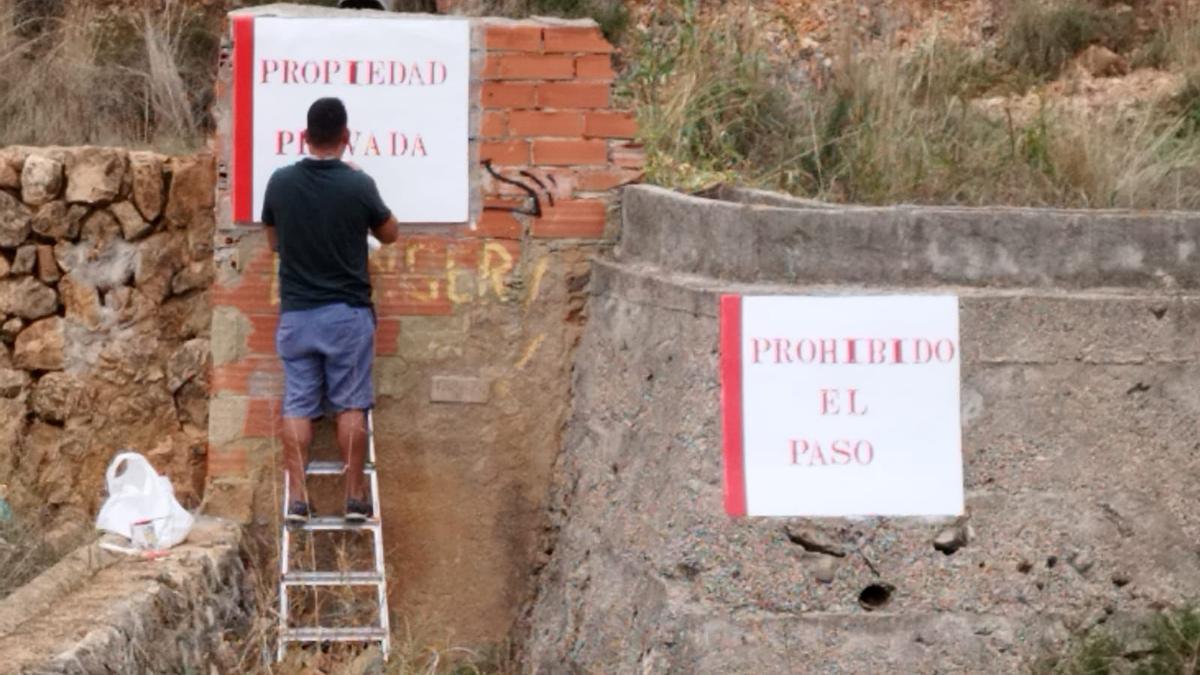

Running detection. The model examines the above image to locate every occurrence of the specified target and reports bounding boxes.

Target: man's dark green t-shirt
[261,158,391,312]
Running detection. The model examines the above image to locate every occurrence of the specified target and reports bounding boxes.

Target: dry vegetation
[627,0,1200,209]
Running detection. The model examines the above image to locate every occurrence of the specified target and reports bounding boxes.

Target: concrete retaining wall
[0,518,248,675]
[521,185,1200,672]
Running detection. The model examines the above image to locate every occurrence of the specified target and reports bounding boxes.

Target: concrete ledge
[0,517,249,675]
[620,185,1200,289]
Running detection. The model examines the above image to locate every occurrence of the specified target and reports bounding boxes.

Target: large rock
[20,154,64,206]
[36,245,60,284]
[135,230,188,302]
[128,151,165,222]
[110,200,152,240]
[0,399,25,466]
[167,338,210,393]
[0,317,22,343]
[171,260,214,295]
[10,245,35,275]
[59,273,104,330]
[13,317,65,370]
[30,201,87,241]
[0,191,31,247]
[0,254,9,278]
[0,276,58,320]
[0,149,23,189]
[54,210,136,291]
[0,368,30,398]
[65,147,126,204]
[164,155,215,228]
[31,372,84,423]
[0,342,10,368]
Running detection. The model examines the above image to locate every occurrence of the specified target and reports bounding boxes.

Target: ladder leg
[367,411,390,660]
[278,473,291,663]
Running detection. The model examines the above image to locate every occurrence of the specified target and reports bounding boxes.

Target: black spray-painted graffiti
[481,159,557,217]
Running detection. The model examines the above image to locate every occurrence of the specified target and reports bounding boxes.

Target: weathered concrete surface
[0,517,248,675]
[522,188,1200,672]
[623,185,1200,289]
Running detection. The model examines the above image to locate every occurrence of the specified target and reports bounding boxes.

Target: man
[263,97,399,522]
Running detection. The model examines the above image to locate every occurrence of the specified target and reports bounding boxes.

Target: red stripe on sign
[720,294,747,517]
[232,15,255,223]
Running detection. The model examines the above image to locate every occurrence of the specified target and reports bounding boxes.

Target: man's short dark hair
[306,98,348,148]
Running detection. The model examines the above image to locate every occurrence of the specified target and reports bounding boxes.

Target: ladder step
[306,460,376,475]
[282,627,387,643]
[293,516,382,531]
[283,571,384,586]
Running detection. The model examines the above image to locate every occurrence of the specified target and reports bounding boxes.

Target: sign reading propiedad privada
[230,14,470,223]
[720,295,964,517]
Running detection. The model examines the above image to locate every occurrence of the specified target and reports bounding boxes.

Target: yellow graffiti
[479,242,515,299]
[525,255,549,312]
[370,246,399,273]
[515,334,546,370]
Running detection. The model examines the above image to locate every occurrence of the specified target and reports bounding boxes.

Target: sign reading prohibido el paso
[720,295,964,517]
[230,14,470,223]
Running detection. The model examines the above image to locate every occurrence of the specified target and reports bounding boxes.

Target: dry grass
[0,0,217,149]
[628,0,1200,210]
[0,518,63,600]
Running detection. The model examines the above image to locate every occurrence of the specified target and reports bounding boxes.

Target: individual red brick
[509,111,584,137]
[402,235,449,275]
[375,318,401,356]
[485,24,543,51]
[544,26,613,53]
[584,111,638,139]
[243,313,279,355]
[481,111,507,137]
[243,398,282,438]
[612,141,647,168]
[533,139,608,166]
[212,281,277,313]
[482,82,536,108]
[531,199,607,238]
[480,140,530,165]
[472,209,523,239]
[575,54,615,80]
[211,359,283,396]
[536,82,610,109]
[207,444,248,478]
[446,240,484,268]
[576,167,644,191]
[484,54,575,80]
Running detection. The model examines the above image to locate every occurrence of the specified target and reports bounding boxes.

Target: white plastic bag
[95,452,194,550]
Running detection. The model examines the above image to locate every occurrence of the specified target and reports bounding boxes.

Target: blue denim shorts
[275,303,375,418]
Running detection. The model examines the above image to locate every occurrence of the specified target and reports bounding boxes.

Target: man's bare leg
[282,417,313,503]
[336,409,369,502]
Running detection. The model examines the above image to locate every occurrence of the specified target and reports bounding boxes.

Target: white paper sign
[720,295,964,517]
[232,15,470,223]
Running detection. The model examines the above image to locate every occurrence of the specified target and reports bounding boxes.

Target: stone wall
[208,5,641,645]
[522,186,1200,672]
[0,517,248,674]
[0,146,214,520]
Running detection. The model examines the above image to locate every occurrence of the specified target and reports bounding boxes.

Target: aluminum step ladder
[277,410,390,662]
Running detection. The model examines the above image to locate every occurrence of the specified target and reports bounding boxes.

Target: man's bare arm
[373,215,400,244]
[265,224,278,252]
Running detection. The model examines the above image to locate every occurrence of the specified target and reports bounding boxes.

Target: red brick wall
[208,10,641,644]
